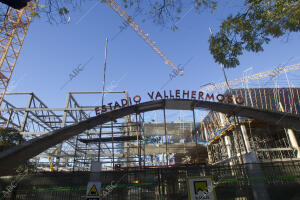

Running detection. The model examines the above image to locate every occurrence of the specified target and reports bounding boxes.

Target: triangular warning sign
[88,185,99,196]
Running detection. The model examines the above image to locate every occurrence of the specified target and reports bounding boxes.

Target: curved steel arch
[0,99,299,176]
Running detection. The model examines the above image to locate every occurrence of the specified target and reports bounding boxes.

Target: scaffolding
[201,87,300,166]
[1,66,300,171]
[0,91,203,172]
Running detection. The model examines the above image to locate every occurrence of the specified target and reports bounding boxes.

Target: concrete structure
[204,88,300,165]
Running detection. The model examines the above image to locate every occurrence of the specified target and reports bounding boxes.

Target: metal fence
[1,161,300,200]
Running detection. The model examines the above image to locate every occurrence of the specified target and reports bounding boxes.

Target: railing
[1,161,300,200]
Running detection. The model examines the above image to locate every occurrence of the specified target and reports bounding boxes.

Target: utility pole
[98,38,108,161]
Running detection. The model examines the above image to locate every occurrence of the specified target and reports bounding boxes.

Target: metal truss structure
[1,68,300,172]
[198,66,300,166]
[0,91,127,171]
[0,91,203,172]
[201,63,300,93]
[201,87,300,165]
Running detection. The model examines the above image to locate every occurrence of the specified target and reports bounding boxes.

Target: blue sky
[8,1,300,111]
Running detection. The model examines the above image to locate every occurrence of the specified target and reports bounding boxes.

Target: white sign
[187,176,216,200]
[86,181,101,200]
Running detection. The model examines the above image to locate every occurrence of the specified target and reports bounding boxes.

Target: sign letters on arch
[95,90,245,115]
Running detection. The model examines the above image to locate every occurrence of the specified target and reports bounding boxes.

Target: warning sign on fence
[88,185,99,196]
[86,181,101,200]
[187,176,216,200]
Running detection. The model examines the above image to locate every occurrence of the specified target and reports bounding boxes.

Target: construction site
[0,1,300,200]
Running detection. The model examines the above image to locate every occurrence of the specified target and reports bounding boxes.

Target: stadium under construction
[0,64,300,199]
[0,1,299,199]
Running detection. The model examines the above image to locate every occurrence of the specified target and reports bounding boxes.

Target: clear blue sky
[9,1,300,111]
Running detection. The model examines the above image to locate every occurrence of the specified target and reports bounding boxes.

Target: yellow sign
[88,185,99,196]
[187,176,217,200]
[194,181,208,193]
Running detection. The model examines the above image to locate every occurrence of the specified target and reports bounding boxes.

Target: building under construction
[0,74,300,199]
[0,86,299,169]
[0,84,300,199]
[204,88,300,166]
[0,90,207,171]
[0,1,300,199]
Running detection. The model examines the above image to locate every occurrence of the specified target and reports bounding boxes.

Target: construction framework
[201,86,300,166]
[1,65,300,172]
[0,91,202,172]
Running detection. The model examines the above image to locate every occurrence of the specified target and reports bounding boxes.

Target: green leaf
[31,11,40,18]
[59,7,69,16]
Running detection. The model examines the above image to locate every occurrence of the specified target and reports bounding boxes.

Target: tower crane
[200,63,300,92]
[0,1,36,107]
[107,0,183,76]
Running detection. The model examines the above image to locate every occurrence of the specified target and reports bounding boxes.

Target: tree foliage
[0,127,23,152]
[0,128,36,174]
[31,0,217,25]
[31,0,79,23]
[116,0,217,28]
[34,0,299,68]
[209,0,300,68]
[0,0,298,68]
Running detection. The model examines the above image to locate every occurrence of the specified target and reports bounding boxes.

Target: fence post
[243,152,270,200]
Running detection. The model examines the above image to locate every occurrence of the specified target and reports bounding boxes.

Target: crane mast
[107,0,183,76]
[0,1,36,107]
